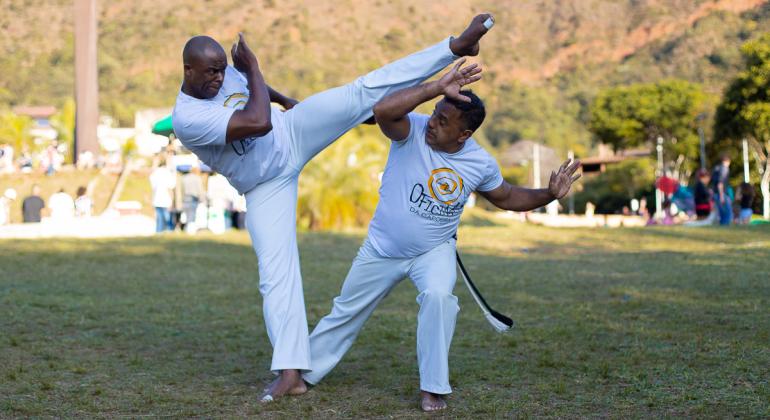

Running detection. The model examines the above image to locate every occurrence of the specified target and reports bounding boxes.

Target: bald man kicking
[171,14,494,401]
[301,63,581,411]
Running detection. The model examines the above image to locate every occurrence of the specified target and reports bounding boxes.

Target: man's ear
[183,63,192,76]
[458,129,473,143]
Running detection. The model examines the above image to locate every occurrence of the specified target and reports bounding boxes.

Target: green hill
[2,0,770,156]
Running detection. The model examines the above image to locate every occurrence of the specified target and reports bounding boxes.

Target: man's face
[184,48,227,99]
[426,99,471,152]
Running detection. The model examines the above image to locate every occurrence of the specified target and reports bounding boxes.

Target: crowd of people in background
[690,154,756,226]
[0,139,762,230]
[0,183,94,226]
[149,155,247,235]
[0,141,67,176]
[642,153,756,226]
[0,140,244,237]
[0,135,249,234]
[0,142,123,177]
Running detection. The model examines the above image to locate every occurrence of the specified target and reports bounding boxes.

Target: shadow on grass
[620,224,770,244]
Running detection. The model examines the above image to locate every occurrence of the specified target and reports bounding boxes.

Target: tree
[714,33,770,219]
[485,83,590,157]
[0,111,34,154]
[50,98,76,164]
[589,80,708,178]
[297,126,387,231]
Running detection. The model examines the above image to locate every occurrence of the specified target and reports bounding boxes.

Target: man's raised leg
[284,13,494,169]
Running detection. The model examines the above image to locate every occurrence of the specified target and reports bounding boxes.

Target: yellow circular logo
[224,93,249,110]
[428,168,464,205]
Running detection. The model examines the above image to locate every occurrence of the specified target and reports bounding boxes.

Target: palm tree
[298,126,388,230]
[50,98,76,164]
[0,111,34,153]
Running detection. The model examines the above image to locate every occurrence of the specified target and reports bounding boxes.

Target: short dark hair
[740,182,755,196]
[444,90,486,132]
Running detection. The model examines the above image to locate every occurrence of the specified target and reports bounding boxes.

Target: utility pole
[696,113,707,170]
[742,138,750,183]
[655,136,664,219]
[567,150,575,214]
[532,142,541,190]
[74,0,99,163]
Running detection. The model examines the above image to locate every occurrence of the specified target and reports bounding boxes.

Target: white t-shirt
[74,196,93,217]
[367,113,504,258]
[172,66,289,194]
[150,167,176,208]
[49,192,75,220]
[0,198,11,225]
[207,173,235,210]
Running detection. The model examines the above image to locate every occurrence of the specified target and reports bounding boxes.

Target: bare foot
[450,13,494,57]
[260,369,307,402]
[420,391,448,412]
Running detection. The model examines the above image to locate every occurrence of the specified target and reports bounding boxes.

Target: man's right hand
[436,58,482,103]
[226,32,273,143]
[231,33,259,75]
[371,59,482,141]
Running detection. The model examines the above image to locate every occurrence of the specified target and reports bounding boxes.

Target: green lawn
[1,218,768,418]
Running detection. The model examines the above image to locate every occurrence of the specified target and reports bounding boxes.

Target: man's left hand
[281,97,299,111]
[548,159,582,199]
[437,58,482,103]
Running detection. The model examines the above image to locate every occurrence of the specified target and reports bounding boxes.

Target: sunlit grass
[1,218,768,417]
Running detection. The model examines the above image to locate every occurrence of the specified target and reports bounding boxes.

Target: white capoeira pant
[244,39,458,373]
[303,238,459,394]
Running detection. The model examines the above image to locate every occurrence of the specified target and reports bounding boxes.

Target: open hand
[548,159,581,199]
[437,58,482,103]
[231,33,259,74]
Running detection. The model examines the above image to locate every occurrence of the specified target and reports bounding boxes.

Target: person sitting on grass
[302,61,581,412]
[693,169,712,220]
[737,182,755,224]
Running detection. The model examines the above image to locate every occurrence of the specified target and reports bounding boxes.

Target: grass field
[1,217,768,418]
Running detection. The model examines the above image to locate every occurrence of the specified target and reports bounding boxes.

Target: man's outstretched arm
[372,59,481,141]
[480,159,582,212]
[225,33,272,143]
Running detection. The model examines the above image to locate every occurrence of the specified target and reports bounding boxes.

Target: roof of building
[499,140,560,168]
[579,148,650,165]
[12,105,57,119]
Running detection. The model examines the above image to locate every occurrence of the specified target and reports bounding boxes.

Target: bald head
[181,36,228,99]
[183,36,226,65]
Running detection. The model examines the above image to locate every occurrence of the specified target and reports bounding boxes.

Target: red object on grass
[656,176,678,195]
